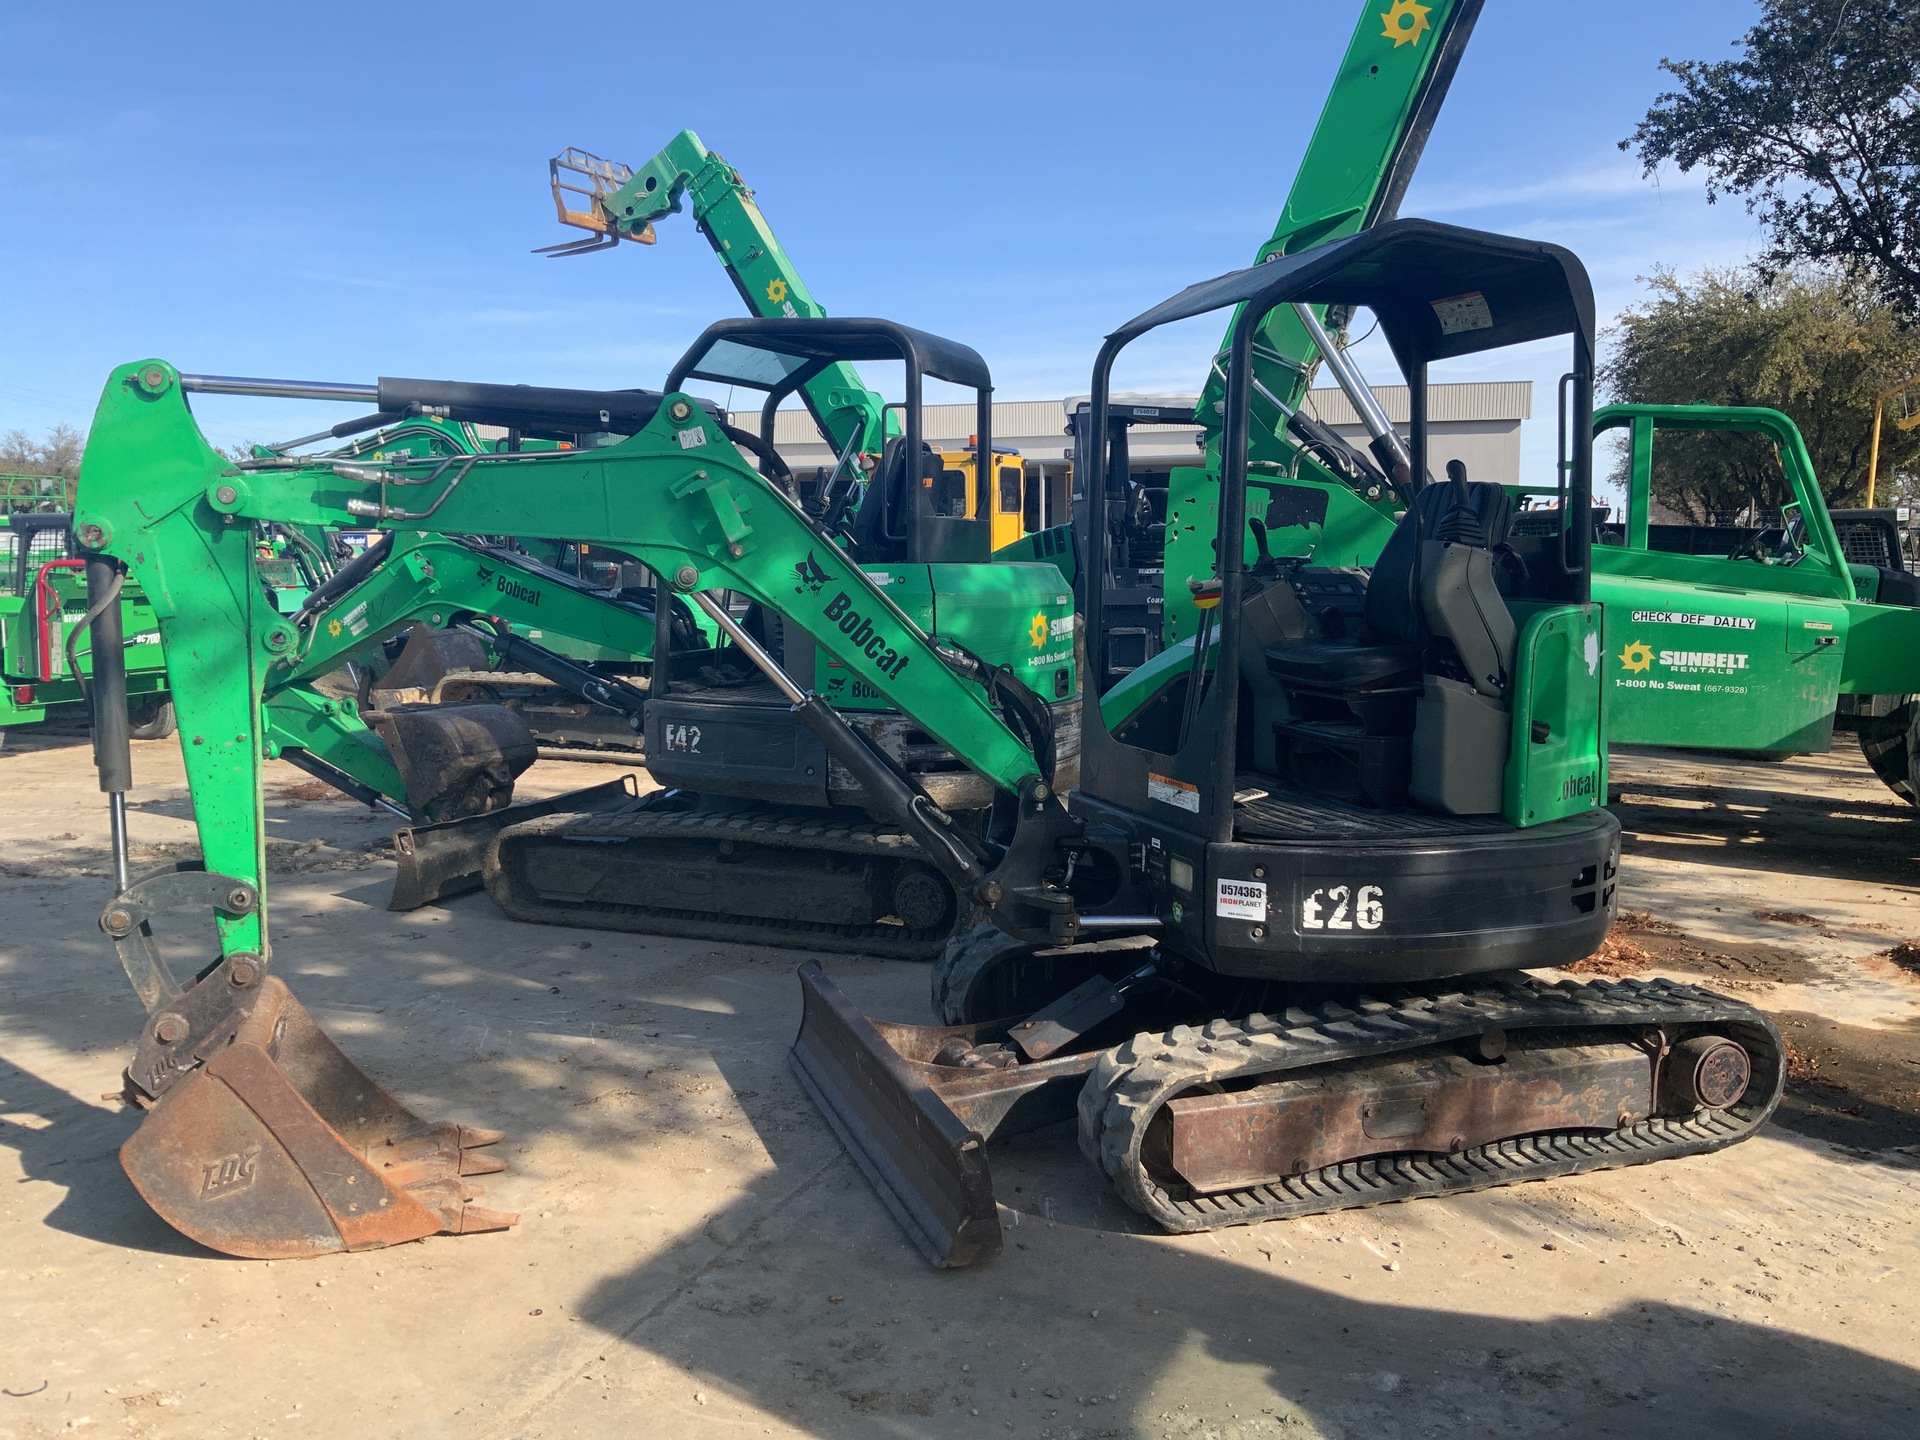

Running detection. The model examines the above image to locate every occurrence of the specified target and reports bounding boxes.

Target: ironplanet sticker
[1630,610,1757,631]
[1216,878,1268,921]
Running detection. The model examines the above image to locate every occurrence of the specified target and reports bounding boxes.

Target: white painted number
[1302,884,1384,931]
[665,723,702,753]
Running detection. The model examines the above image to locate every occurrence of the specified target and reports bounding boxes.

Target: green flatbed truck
[1591,404,1920,799]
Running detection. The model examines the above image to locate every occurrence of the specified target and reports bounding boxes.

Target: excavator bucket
[369,622,493,703]
[364,700,537,823]
[121,974,516,1259]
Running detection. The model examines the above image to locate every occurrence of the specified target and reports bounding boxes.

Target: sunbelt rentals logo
[1381,0,1431,47]
[1618,639,1750,677]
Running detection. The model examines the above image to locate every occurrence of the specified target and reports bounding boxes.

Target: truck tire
[1857,695,1918,806]
[127,699,177,741]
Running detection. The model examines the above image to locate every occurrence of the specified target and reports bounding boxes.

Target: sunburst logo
[1619,640,1655,674]
[1381,0,1431,47]
[327,619,343,638]
[765,278,789,304]
[1029,612,1050,649]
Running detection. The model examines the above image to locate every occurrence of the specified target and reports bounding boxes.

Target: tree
[1601,266,1920,520]
[0,423,86,509]
[1623,1,1920,318]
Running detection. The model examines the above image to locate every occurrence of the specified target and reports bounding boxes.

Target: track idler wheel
[1658,1033,1752,1114]
[121,974,517,1259]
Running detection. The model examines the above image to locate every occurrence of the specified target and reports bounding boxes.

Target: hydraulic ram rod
[181,375,380,403]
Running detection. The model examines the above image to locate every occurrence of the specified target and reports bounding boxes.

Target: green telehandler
[73,220,1781,1266]
[539,134,1061,559]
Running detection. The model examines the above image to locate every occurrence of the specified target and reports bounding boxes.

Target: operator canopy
[668,317,993,395]
[1111,217,1596,370]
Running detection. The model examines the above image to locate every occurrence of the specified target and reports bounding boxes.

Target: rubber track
[486,806,957,960]
[1077,974,1785,1232]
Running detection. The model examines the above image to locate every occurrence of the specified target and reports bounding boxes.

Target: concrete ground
[1,730,1916,1439]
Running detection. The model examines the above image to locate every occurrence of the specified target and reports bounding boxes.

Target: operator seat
[846,437,991,566]
[848,437,912,564]
[1264,460,1518,812]
[1267,462,1512,692]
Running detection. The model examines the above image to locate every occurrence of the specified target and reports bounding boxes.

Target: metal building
[735,380,1532,515]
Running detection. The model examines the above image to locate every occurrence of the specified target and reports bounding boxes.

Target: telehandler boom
[541,134,1061,558]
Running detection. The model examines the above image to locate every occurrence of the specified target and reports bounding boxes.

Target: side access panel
[1505,603,1605,826]
[1592,574,1847,751]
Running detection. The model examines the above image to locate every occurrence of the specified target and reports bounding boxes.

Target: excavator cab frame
[1076,218,1608,980]
[666,316,994,566]
[789,224,1783,1275]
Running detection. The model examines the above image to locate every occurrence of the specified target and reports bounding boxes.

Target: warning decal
[1148,773,1200,813]
[1431,291,1493,335]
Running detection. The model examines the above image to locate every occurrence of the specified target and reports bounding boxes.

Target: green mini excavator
[74,220,1782,1265]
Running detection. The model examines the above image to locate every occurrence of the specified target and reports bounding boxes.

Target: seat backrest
[1364,467,1513,658]
[848,438,910,563]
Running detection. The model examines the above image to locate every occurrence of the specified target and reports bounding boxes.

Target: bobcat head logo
[794,551,833,594]
[476,565,495,585]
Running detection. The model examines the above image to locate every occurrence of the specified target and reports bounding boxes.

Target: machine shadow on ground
[3,739,1918,1438]
[543,1089,1920,1440]
[1610,747,1920,884]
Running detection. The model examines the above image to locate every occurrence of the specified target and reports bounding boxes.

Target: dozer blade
[788,962,1101,1269]
[790,962,1000,1268]
[121,975,517,1259]
[364,701,538,824]
[390,775,638,911]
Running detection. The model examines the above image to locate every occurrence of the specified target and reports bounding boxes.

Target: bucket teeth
[458,1149,511,1176]
[456,1125,507,1149]
[445,1203,521,1235]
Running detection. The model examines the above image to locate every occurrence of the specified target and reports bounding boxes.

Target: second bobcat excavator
[74,220,1782,1265]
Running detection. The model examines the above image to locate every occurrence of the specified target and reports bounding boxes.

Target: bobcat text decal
[476,564,541,607]
[821,591,911,679]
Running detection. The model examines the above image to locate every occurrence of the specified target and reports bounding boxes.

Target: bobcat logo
[794,551,833,594]
[476,564,495,585]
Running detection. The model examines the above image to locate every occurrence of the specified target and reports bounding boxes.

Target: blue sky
[1,0,1767,480]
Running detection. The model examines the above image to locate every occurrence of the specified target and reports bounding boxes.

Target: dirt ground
[1,730,1916,1439]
